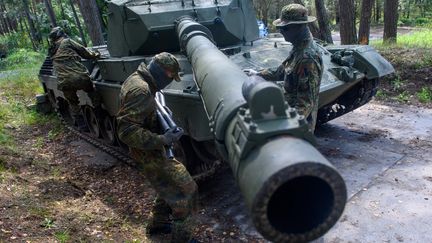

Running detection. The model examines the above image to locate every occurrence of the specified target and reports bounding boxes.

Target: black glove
[161,127,184,145]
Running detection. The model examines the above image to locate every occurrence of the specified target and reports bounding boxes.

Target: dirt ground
[1,99,431,242]
[377,47,432,108]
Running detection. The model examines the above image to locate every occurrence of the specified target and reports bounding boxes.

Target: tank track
[59,115,218,181]
[317,78,379,125]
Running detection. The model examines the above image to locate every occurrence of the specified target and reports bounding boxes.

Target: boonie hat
[273,4,316,27]
[153,52,181,81]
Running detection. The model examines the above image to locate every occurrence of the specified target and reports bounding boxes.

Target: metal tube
[176,17,347,242]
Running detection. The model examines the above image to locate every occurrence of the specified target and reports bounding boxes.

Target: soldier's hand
[161,127,184,145]
[243,69,258,76]
[94,50,101,59]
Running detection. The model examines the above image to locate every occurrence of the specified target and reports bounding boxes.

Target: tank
[37,0,394,241]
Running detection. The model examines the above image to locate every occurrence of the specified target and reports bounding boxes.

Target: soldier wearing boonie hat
[117,52,198,242]
[245,3,324,133]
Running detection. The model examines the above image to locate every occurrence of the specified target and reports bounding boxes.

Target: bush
[0,31,34,52]
[415,17,432,26]
[417,87,432,103]
[0,48,45,70]
[399,18,415,26]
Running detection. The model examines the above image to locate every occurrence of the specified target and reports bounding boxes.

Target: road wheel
[83,106,101,138]
[101,115,116,145]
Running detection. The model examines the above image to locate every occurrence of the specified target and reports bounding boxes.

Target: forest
[0,0,431,52]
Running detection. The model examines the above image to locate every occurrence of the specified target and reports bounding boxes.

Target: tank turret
[107,0,259,56]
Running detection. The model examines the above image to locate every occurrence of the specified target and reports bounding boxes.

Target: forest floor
[0,45,431,242]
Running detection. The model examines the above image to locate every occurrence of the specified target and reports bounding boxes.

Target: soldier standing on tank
[244,4,323,132]
[116,52,198,243]
[48,27,101,128]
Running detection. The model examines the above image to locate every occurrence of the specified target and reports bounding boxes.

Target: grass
[41,217,56,229]
[390,75,406,91]
[397,91,411,103]
[54,230,71,243]
[0,56,59,149]
[371,29,432,49]
[417,87,432,103]
[0,48,45,71]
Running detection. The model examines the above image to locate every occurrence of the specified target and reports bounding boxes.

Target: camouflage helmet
[49,27,66,41]
[273,4,316,27]
[153,52,181,81]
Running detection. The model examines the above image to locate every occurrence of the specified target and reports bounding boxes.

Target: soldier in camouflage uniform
[48,27,100,125]
[117,52,198,243]
[245,4,323,132]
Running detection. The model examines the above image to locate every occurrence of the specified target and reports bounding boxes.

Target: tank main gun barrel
[176,17,347,242]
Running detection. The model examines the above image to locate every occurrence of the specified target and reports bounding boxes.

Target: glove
[93,50,101,59]
[161,127,184,145]
[243,68,258,76]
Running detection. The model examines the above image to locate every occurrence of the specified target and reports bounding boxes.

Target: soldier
[116,52,198,243]
[245,4,323,132]
[48,27,100,127]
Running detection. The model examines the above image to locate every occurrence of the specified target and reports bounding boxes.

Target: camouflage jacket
[117,64,165,150]
[51,38,98,85]
[259,40,323,119]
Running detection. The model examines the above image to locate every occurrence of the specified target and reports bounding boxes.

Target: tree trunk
[358,0,375,44]
[77,0,105,45]
[0,3,10,34]
[339,0,358,44]
[293,0,322,39]
[406,0,410,19]
[44,0,57,27]
[22,13,37,50]
[56,0,66,20]
[69,0,87,46]
[383,0,398,43]
[22,0,40,49]
[19,17,25,32]
[375,0,380,23]
[315,0,333,43]
[335,0,340,24]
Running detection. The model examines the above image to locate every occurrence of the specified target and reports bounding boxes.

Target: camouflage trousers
[284,79,320,133]
[130,147,198,241]
[54,60,100,114]
[291,99,318,133]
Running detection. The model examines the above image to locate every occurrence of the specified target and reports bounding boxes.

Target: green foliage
[0,157,6,173]
[397,91,410,102]
[390,75,406,91]
[375,89,388,99]
[0,64,57,147]
[372,29,432,48]
[415,17,432,26]
[41,217,55,229]
[399,18,416,26]
[0,49,45,70]
[417,87,432,103]
[54,230,71,243]
[0,32,34,52]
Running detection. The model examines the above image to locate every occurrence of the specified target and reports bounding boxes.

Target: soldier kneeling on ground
[117,52,199,243]
[48,27,101,130]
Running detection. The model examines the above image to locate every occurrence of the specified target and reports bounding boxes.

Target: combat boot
[171,217,194,243]
[146,198,172,235]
